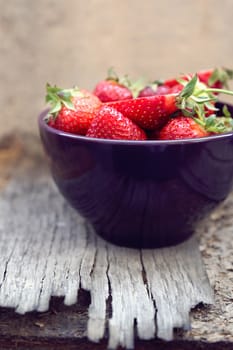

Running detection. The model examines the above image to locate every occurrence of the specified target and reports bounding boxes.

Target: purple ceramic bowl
[38,102,233,248]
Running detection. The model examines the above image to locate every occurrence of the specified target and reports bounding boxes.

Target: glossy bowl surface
[38,103,233,248]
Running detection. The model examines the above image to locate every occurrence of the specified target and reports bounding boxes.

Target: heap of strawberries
[45,67,233,140]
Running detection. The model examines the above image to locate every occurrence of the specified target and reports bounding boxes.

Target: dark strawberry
[138,83,184,98]
[158,116,210,140]
[45,85,102,135]
[138,84,168,97]
[138,85,159,97]
[137,80,161,97]
[107,94,178,130]
[86,105,146,140]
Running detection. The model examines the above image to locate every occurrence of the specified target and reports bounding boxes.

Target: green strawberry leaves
[176,74,233,134]
[179,74,198,99]
[45,84,80,119]
[208,67,233,88]
[176,75,215,118]
[204,113,233,133]
[106,67,148,98]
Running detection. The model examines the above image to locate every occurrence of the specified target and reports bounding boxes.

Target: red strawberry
[45,85,102,135]
[163,68,233,89]
[158,116,210,140]
[169,84,184,94]
[197,69,222,89]
[93,79,133,102]
[86,105,146,140]
[107,94,178,130]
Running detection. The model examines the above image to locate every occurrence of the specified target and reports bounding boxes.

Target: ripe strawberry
[107,94,178,130]
[158,116,210,140]
[163,68,233,89]
[86,105,146,140]
[93,79,133,102]
[197,69,222,89]
[105,74,233,133]
[45,85,102,135]
[169,84,184,94]
[137,68,226,98]
[93,69,135,102]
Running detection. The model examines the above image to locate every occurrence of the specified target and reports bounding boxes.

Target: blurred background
[1,0,233,137]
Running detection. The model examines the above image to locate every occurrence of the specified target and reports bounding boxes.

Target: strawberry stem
[199,88,233,97]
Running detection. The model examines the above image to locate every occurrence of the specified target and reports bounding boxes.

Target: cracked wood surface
[0,134,232,349]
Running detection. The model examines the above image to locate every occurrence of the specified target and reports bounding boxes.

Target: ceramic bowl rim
[38,108,233,146]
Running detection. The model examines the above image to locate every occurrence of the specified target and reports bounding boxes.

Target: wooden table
[0,133,233,350]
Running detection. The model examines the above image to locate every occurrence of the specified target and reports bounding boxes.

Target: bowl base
[94,227,194,249]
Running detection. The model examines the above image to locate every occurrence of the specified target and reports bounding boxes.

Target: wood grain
[0,133,231,349]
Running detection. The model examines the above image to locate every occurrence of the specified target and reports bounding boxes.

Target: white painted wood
[0,175,214,349]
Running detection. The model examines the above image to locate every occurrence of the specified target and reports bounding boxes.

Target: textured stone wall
[1,0,233,135]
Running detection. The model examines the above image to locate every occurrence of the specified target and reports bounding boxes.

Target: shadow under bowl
[38,102,233,249]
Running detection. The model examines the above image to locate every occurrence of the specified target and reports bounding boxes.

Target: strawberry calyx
[161,67,233,89]
[106,67,131,87]
[176,74,215,114]
[207,67,233,89]
[45,84,82,121]
[193,104,233,134]
[106,67,146,98]
[176,75,233,134]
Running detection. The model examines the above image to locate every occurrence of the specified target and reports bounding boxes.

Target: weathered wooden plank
[142,237,214,341]
[86,235,109,343]
[0,173,213,347]
[187,193,233,342]
[0,134,222,349]
[107,246,156,349]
